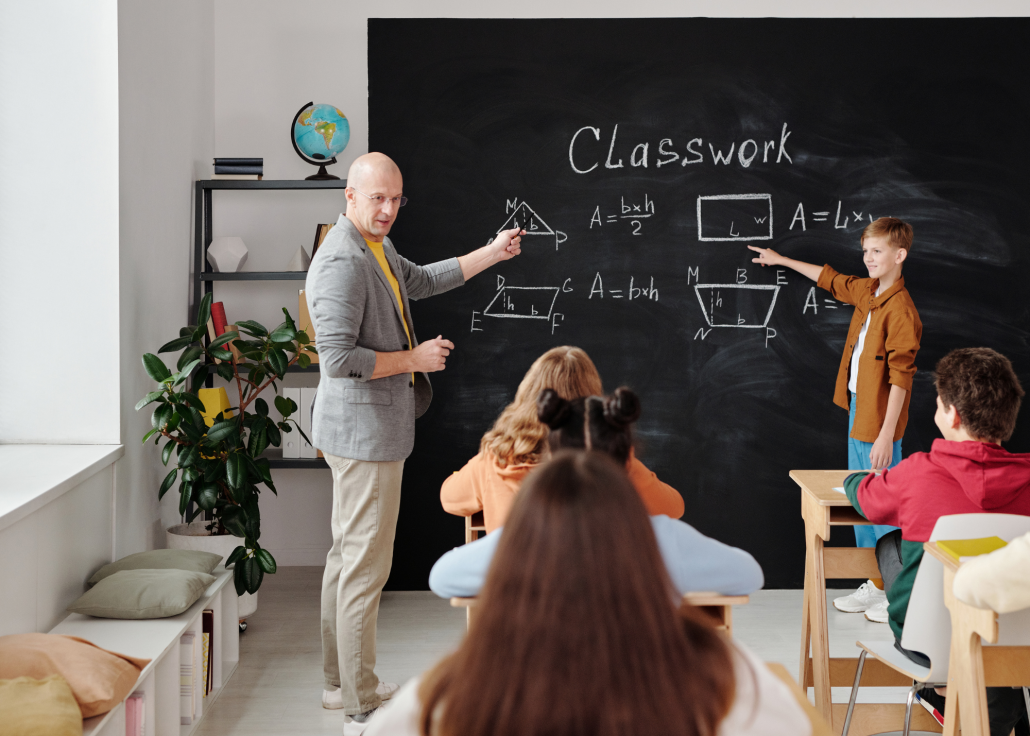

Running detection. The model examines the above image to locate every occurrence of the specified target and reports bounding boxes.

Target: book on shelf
[312,223,334,257]
[211,174,263,180]
[203,609,215,695]
[125,691,144,736]
[936,536,1008,562]
[214,158,263,167]
[180,632,197,725]
[214,165,264,175]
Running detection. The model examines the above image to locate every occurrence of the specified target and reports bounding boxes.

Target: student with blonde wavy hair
[440,346,683,531]
[366,451,806,736]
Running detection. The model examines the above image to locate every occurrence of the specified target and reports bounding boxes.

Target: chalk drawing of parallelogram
[484,286,560,320]
[697,194,773,241]
[497,201,555,236]
[694,284,780,328]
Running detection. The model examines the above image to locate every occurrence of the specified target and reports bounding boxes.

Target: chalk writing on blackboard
[693,284,780,328]
[589,194,654,235]
[697,194,774,241]
[588,273,659,301]
[802,287,841,314]
[790,201,875,231]
[496,199,567,250]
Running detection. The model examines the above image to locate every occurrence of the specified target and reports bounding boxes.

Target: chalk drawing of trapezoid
[483,286,560,320]
[697,193,773,242]
[497,200,555,236]
[693,284,780,328]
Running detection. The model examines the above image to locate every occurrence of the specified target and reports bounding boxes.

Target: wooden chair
[465,510,486,544]
[842,513,1030,736]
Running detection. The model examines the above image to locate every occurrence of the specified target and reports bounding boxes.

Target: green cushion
[88,549,222,587]
[68,570,215,620]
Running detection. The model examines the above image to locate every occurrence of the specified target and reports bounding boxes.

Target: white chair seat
[858,640,931,682]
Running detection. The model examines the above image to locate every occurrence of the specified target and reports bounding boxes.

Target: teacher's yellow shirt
[365,240,413,378]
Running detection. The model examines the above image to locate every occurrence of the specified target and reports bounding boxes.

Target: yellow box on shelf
[197,387,234,428]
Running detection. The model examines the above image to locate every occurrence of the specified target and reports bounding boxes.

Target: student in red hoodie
[844,347,1030,735]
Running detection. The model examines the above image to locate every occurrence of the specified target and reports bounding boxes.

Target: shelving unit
[192,179,344,471]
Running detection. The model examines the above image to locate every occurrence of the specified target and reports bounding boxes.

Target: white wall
[210,0,1030,566]
[118,0,215,556]
[0,0,120,444]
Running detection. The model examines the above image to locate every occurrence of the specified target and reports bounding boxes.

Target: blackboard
[368,18,1030,589]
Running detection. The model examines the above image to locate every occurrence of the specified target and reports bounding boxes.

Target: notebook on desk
[936,536,1007,562]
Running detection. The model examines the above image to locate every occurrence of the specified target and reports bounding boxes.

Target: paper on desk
[832,486,846,494]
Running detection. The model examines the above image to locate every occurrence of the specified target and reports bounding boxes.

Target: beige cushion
[0,634,149,718]
[88,549,222,587]
[0,675,83,735]
[68,569,215,620]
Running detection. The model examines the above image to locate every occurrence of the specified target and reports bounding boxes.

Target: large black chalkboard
[369,18,1030,589]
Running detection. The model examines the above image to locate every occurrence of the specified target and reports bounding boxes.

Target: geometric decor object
[206,236,248,272]
[286,246,310,271]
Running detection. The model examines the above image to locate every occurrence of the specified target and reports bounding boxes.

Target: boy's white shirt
[848,283,884,395]
[362,642,811,736]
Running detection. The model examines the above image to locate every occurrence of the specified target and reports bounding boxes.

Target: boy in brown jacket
[749,217,922,618]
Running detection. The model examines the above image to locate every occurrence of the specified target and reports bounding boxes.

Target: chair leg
[1023,687,1029,722]
[842,650,867,736]
[903,681,921,736]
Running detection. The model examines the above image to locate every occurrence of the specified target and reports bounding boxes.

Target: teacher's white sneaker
[832,580,886,613]
[323,682,398,710]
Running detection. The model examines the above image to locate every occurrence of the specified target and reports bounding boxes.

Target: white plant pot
[167,520,258,619]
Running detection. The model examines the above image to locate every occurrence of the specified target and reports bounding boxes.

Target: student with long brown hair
[365,452,808,736]
[430,387,762,599]
[440,346,683,532]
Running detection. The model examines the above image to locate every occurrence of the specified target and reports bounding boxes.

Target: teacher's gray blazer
[305,215,465,461]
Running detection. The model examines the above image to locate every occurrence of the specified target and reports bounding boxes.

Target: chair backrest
[902,513,1030,677]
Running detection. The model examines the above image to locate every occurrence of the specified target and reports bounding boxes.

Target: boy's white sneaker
[322,681,397,710]
[344,705,384,735]
[832,580,886,613]
[864,598,890,623]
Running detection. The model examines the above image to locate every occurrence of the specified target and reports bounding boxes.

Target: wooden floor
[196,567,907,735]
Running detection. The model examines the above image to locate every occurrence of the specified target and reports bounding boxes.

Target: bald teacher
[305,153,521,728]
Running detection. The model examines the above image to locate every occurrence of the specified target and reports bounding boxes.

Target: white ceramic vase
[167,520,258,618]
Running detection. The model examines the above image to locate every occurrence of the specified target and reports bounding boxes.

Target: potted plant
[137,292,316,611]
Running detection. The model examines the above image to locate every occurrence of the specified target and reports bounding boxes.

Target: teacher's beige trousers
[321,453,404,715]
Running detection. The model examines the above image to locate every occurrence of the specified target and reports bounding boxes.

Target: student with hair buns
[366,451,805,736]
[429,387,763,599]
[440,346,684,532]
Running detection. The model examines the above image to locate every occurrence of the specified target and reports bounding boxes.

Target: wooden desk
[768,662,834,736]
[793,470,927,735]
[923,541,1030,736]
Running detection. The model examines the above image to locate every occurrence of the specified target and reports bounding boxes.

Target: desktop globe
[291,101,350,180]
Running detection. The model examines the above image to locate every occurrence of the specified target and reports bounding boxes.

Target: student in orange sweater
[440,346,684,532]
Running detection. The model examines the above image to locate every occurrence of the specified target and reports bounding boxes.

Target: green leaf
[161,439,176,466]
[181,393,206,412]
[248,426,269,458]
[209,331,239,349]
[296,330,311,345]
[175,359,202,383]
[241,555,264,594]
[297,353,311,369]
[177,345,203,371]
[221,506,247,538]
[135,391,165,411]
[165,412,181,432]
[142,353,171,382]
[274,395,292,416]
[196,482,219,511]
[182,466,200,484]
[180,325,196,338]
[279,423,292,433]
[255,548,277,574]
[158,468,177,499]
[152,403,172,429]
[216,363,235,382]
[186,504,204,523]
[191,364,210,392]
[269,325,297,343]
[179,420,203,443]
[178,483,193,516]
[192,325,206,343]
[177,444,198,468]
[235,320,267,337]
[295,423,311,446]
[225,545,248,569]
[281,307,297,330]
[226,453,245,489]
[233,565,247,596]
[267,348,288,377]
[158,336,194,353]
[142,427,161,444]
[205,419,237,444]
[197,292,213,330]
[255,457,273,485]
[253,398,268,417]
[266,422,281,448]
[210,349,233,362]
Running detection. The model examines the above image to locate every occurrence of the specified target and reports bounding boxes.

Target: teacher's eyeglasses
[351,188,408,207]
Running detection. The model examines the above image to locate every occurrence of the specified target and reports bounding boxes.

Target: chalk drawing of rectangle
[483,286,560,320]
[693,284,780,328]
[697,194,773,241]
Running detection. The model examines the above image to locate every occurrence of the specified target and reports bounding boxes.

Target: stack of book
[125,691,144,736]
[212,157,263,180]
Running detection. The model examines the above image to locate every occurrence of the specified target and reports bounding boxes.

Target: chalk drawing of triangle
[497,201,555,236]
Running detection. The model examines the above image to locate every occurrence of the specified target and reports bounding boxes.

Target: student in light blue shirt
[429,387,763,599]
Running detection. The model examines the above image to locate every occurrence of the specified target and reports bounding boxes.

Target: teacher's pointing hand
[410,335,454,373]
